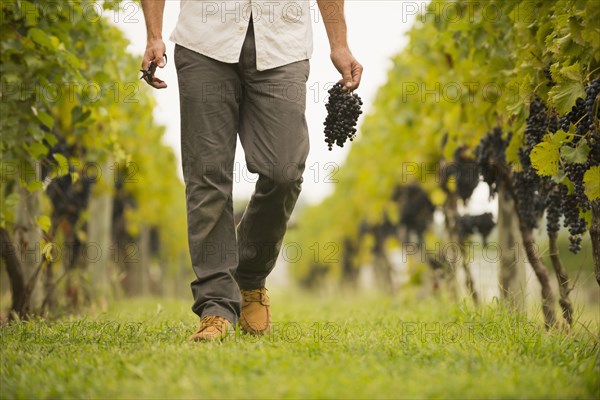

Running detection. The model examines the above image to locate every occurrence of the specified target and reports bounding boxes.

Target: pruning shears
[140,54,167,84]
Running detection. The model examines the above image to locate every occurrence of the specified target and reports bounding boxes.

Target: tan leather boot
[188,316,232,341]
[240,288,271,335]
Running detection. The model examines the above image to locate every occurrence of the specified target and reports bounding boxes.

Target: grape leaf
[26,142,48,160]
[26,179,43,193]
[36,215,51,233]
[28,28,52,49]
[33,109,54,129]
[560,141,590,164]
[53,153,70,176]
[583,166,600,201]
[44,133,58,147]
[548,63,586,114]
[20,1,39,27]
[547,128,571,145]
[530,141,560,176]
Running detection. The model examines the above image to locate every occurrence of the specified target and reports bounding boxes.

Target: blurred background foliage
[288,0,599,324]
[1,0,189,316]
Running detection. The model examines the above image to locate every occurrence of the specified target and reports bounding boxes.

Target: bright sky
[113,1,424,205]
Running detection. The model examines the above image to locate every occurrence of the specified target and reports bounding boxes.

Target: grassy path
[1,292,598,399]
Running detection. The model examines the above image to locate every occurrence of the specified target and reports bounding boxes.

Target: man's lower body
[174,23,309,339]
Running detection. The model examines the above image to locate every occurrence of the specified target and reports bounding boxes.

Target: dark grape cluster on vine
[474,127,510,197]
[545,184,561,235]
[323,83,363,150]
[440,146,480,203]
[584,78,600,165]
[514,97,549,230]
[516,78,599,253]
[559,185,587,253]
[456,213,496,245]
[46,174,93,226]
[556,78,599,252]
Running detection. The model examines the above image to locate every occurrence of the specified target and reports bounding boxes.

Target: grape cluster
[580,78,600,137]
[46,173,93,226]
[513,171,546,229]
[443,147,480,202]
[456,213,496,245]
[559,98,587,138]
[440,146,480,202]
[561,189,587,253]
[323,83,363,150]
[585,78,600,165]
[565,163,589,210]
[559,78,599,252]
[474,127,509,197]
[472,78,598,253]
[545,184,561,235]
[523,97,548,152]
[514,97,549,230]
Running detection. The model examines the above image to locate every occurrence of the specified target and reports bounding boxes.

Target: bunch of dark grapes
[522,97,548,153]
[513,171,546,229]
[514,97,549,229]
[564,163,589,211]
[474,127,510,197]
[454,147,480,202]
[559,98,586,140]
[440,146,480,202]
[545,184,561,235]
[456,213,496,245]
[560,185,587,253]
[548,78,598,252]
[323,83,362,150]
[46,167,93,226]
[585,78,600,165]
[559,78,599,252]
[580,78,600,138]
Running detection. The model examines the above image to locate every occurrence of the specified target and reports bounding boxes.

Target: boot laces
[199,316,227,332]
[242,288,268,303]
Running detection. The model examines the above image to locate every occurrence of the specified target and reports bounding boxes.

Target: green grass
[1,291,599,399]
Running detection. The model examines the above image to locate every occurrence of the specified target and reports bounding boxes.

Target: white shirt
[170,0,314,71]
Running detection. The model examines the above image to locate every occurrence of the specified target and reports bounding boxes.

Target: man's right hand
[142,39,167,89]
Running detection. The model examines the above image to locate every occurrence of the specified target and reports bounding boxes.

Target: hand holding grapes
[323,48,364,150]
[330,47,363,91]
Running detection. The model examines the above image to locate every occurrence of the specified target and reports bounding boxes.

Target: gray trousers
[174,24,310,325]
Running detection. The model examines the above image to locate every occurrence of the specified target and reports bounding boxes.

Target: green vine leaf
[32,107,54,129]
[26,179,43,193]
[28,28,52,50]
[44,133,58,147]
[20,1,39,27]
[36,215,51,233]
[548,63,585,114]
[583,166,600,201]
[53,153,70,177]
[560,141,590,164]
[530,141,560,176]
[26,142,48,160]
